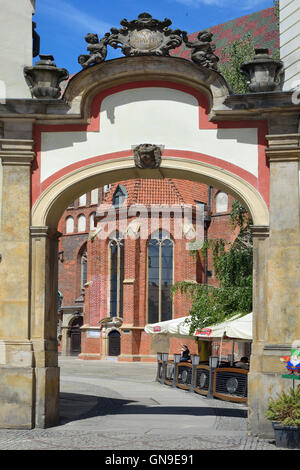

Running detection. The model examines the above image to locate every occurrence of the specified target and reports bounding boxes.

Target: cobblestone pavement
[0,357,285,451]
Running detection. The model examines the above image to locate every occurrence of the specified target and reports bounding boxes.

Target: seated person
[235,356,249,370]
[179,344,191,362]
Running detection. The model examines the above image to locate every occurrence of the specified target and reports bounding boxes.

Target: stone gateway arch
[0,8,299,437]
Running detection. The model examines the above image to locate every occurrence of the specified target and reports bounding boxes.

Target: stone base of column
[35,366,60,429]
[248,344,294,438]
[0,365,60,429]
[0,366,35,429]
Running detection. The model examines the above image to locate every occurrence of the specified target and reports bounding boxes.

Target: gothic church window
[109,232,124,318]
[148,229,173,324]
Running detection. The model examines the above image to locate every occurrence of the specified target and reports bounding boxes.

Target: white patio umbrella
[144,312,253,341]
[195,312,252,341]
[144,316,192,338]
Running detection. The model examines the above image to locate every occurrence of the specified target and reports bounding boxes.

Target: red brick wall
[58,182,236,361]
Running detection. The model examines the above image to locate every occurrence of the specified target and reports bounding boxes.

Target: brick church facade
[56,5,280,362]
[57,180,236,361]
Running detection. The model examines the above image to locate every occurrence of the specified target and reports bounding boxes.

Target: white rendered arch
[32,156,269,229]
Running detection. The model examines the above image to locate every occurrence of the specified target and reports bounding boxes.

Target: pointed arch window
[78,214,86,232]
[66,216,74,234]
[109,232,124,318]
[148,230,173,324]
[216,192,228,213]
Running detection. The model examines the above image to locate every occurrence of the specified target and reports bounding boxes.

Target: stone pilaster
[30,226,61,428]
[0,139,35,428]
[265,134,300,345]
[247,225,269,436]
[249,134,300,437]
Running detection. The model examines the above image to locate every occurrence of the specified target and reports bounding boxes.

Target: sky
[34,0,275,74]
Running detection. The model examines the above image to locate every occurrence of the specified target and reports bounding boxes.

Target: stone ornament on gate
[132,144,163,169]
[78,12,220,70]
[78,12,186,68]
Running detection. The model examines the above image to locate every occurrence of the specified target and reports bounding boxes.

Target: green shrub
[265,386,300,426]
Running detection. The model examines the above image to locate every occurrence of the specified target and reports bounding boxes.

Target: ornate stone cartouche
[107,12,185,57]
[240,48,284,92]
[78,12,186,68]
[133,144,163,169]
[182,30,219,71]
[24,55,69,99]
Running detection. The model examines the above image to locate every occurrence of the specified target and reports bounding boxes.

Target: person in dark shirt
[180,344,191,362]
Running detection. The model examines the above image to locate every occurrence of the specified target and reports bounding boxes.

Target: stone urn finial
[24,55,69,99]
[240,48,284,92]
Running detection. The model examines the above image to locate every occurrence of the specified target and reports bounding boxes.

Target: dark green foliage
[265,386,300,426]
[218,34,255,94]
[171,200,253,334]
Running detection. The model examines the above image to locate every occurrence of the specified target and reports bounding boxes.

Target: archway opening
[30,160,268,429]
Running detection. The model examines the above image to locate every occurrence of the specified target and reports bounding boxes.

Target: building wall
[0,0,34,99]
[57,181,236,361]
[280,0,300,90]
[57,188,104,354]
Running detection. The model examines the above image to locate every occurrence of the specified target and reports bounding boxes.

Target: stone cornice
[0,139,35,165]
[250,225,270,239]
[0,58,299,124]
[30,226,62,239]
[265,134,300,162]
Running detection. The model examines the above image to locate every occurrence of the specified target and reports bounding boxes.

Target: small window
[78,214,86,232]
[90,189,98,205]
[78,193,87,207]
[216,192,228,213]
[66,216,74,234]
[90,212,96,231]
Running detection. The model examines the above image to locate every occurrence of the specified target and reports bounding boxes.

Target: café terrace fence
[156,354,248,403]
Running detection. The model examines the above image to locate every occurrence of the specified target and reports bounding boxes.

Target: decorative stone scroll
[78,12,186,68]
[133,144,163,169]
[182,30,219,71]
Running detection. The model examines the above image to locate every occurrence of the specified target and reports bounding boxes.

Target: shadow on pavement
[59,392,247,425]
